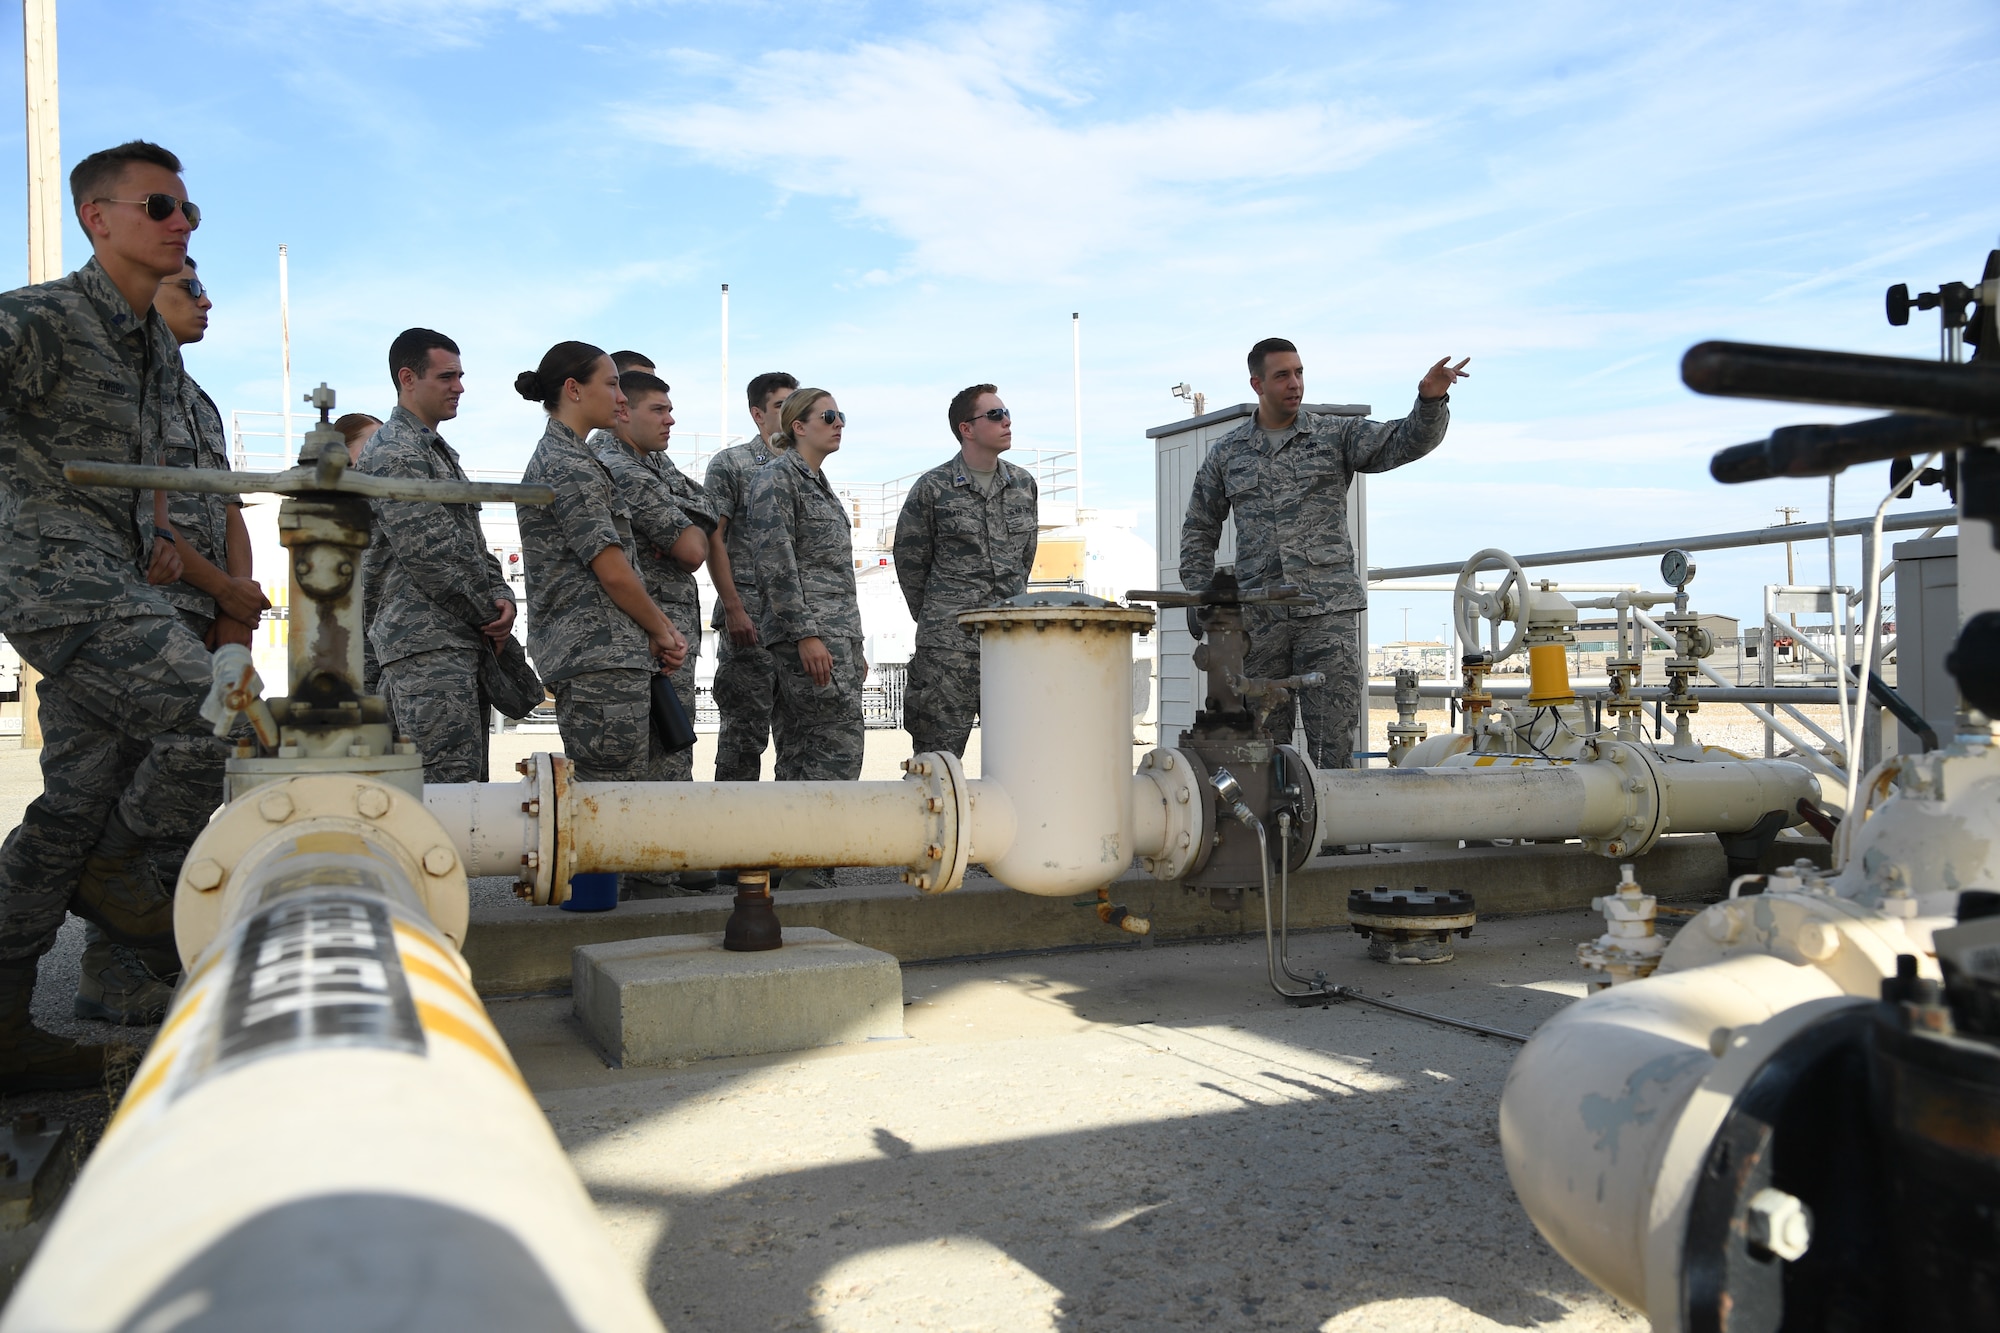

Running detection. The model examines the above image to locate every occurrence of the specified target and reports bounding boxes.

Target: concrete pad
[573,927,903,1067]
[467,832,1834,997]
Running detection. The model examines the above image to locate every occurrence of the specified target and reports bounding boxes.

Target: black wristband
[153,526,177,542]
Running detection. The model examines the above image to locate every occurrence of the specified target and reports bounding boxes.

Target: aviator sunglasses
[166,276,207,299]
[968,407,1010,424]
[818,409,847,426]
[95,192,202,230]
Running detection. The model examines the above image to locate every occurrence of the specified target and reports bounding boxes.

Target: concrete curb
[464,834,1764,997]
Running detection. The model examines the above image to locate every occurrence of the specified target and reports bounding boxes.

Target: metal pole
[719,282,730,448]
[18,0,58,750]
[1072,311,1083,509]
[278,244,293,460]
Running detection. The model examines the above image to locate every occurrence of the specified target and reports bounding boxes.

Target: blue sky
[3,0,1996,640]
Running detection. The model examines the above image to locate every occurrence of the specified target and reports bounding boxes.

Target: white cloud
[620,7,1423,278]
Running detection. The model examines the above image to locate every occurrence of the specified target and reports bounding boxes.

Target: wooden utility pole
[18,0,60,749]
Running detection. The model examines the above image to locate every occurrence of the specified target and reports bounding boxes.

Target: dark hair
[746,371,798,412]
[1247,337,1298,378]
[610,350,654,374]
[69,141,182,227]
[515,341,608,411]
[619,370,669,402]
[948,383,999,443]
[333,412,383,446]
[388,328,460,389]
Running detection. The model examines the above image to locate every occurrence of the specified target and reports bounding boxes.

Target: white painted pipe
[564,780,939,873]
[6,781,661,1332]
[1312,748,1816,853]
[1498,954,1849,1322]
[425,774,535,878]
[963,601,1156,895]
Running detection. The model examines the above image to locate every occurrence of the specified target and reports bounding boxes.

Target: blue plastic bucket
[561,872,620,912]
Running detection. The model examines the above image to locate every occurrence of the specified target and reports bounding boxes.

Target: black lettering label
[215,892,424,1069]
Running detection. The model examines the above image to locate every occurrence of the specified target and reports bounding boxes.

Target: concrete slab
[467,832,1831,996]
[573,927,903,1067]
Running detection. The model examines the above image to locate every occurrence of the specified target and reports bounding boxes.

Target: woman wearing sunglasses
[516,342,688,802]
[746,390,869,885]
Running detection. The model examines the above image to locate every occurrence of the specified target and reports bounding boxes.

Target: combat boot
[73,923,180,1025]
[0,960,109,1092]
[73,808,174,944]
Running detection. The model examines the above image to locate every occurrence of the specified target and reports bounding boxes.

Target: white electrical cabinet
[1148,402,1371,751]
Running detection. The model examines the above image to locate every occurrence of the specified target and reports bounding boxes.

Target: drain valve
[1347,887,1477,965]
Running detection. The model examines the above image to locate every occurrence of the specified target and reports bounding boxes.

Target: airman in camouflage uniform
[519,411,681,793]
[591,377,717,783]
[360,330,516,785]
[746,395,866,789]
[703,371,796,782]
[1182,339,1466,770]
[893,385,1039,757]
[0,141,230,1086]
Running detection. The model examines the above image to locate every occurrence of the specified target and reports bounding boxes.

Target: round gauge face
[1661,548,1692,588]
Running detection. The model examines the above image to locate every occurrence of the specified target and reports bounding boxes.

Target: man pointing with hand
[1180,338,1469,770]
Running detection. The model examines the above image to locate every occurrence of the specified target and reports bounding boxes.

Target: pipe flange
[173,774,471,967]
[1583,740,1667,859]
[1136,747,1204,881]
[1277,744,1318,871]
[905,750,972,893]
[518,751,559,905]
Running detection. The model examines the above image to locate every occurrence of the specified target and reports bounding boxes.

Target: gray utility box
[1893,536,1958,754]
[1149,402,1370,748]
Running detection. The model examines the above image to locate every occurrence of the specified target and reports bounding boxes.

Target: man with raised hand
[1180,337,1467,770]
[0,141,228,1080]
[359,328,516,784]
[893,383,1039,758]
[703,371,797,781]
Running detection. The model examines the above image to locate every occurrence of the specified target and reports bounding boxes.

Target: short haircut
[69,141,182,227]
[388,328,460,388]
[948,383,999,444]
[619,370,669,402]
[746,371,798,412]
[610,350,654,374]
[1247,337,1298,378]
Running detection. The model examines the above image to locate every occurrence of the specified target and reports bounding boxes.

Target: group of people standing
[0,135,1465,1092]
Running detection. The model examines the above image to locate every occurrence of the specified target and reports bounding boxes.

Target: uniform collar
[387,403,459,461]
[1252,410,1311,455]
[951,449,1006,489]
[779,446,834,492]
[74,256,150,344]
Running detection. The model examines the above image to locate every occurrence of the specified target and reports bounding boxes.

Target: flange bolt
[1745,1187,1812,1261]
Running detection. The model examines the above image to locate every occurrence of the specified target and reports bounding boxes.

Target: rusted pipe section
[1096,885,1150,936]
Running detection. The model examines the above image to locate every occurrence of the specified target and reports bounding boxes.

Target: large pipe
[1310,744,1817,858]
[4,775,661,1331]
[566,780,941,874]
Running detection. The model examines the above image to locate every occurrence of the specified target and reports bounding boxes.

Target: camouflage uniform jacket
[358,405,511,667]
[747,448,860,646]
[161,374,240,618]
[0,256,187,635]
[520,416,650,684]
[702,436,776,629]
[1179,398,1449,617]
[590,431,717,629]
[892,452,1039,651]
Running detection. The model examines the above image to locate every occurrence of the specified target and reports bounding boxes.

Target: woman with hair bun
[516,342,689,838]
[745,388,868,890]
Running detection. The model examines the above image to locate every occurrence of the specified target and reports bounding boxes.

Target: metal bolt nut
[1176,787,1191,804]
[185,859,225,892]
[1797,920,1841,962]
[1706,906,1742,944]
[926,843,943,861]
[521,799,541,815]
[522,851,540,869]
[928,797,943,813]
[422,846,457,876]
[516,757,532,776]
[258,792,295,823]
[356,788,391,819]
[1745,1187,1812,1261]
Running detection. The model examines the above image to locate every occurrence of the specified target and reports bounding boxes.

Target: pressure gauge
[1661,548,1695,589]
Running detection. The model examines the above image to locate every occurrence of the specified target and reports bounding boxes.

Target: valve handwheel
[1453,547,1529,664]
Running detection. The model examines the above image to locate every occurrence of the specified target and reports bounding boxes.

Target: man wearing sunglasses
[359,328,517,787]
[893,384,1040,758]
[1181,338,1469,772]
[0,140,230,1086]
